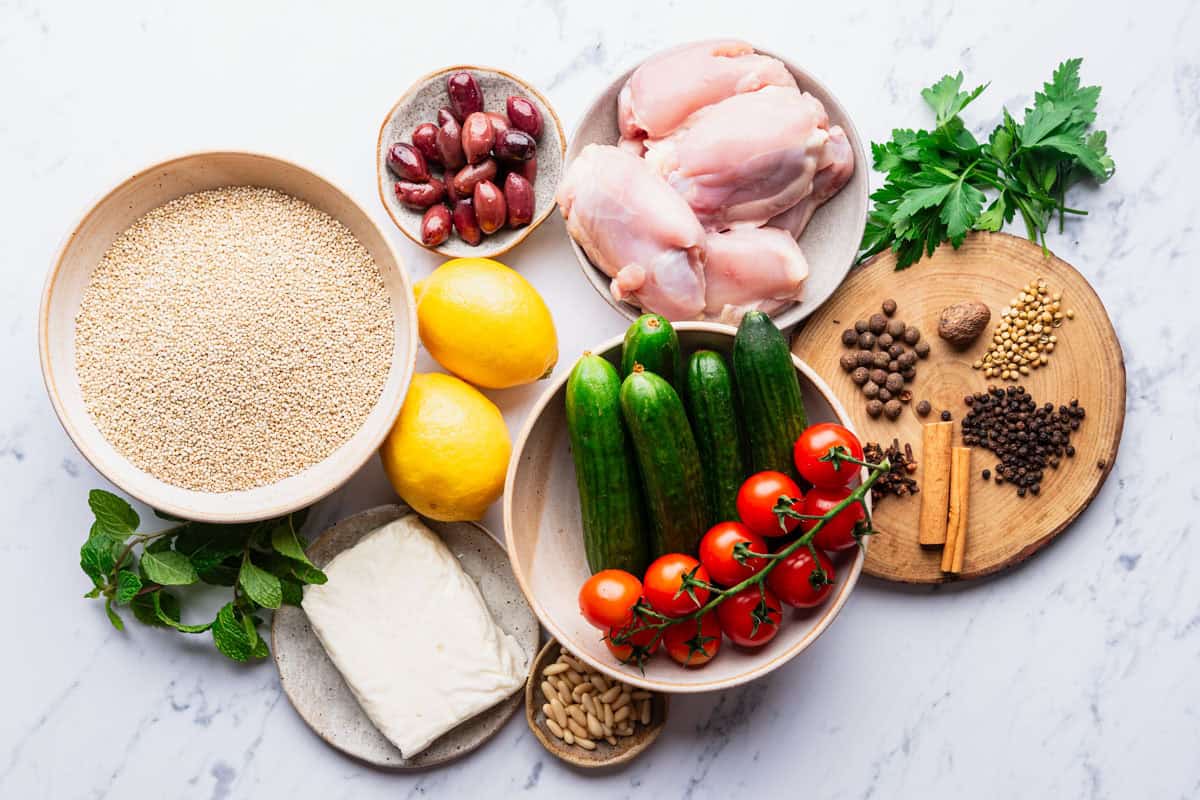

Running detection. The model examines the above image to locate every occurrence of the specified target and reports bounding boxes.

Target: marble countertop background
[2,1,1198,797]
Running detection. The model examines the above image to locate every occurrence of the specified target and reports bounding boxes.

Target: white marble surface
[2,1,1198,797]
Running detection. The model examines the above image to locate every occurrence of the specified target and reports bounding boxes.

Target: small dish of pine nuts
[524,639,667,767]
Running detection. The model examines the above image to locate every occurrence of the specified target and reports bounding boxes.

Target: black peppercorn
[981,468,991,480]
[940,410,952,421]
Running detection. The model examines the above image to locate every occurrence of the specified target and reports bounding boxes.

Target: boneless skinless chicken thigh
[644,86,842,232]
[556,144,707,320]
[703,226,809,322]
[617,39,798,142]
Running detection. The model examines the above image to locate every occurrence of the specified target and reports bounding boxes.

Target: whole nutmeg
[938,301,991,348]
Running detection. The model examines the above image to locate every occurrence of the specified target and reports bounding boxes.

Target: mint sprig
[79,489,325,661]
[860,58,1114,269]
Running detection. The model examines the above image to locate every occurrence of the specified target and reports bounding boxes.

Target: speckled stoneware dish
[524,639,668,767]
[272,504,539,770]
[565,44,869,329]
[377,65,565,259]
[504,323,867,694]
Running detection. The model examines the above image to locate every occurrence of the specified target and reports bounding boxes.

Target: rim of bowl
[375,64,567,260]
[563,43,869,329]
[502,321,869,693]
[38,149,418,523]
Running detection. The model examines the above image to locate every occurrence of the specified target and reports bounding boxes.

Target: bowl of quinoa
[40,151,418,523]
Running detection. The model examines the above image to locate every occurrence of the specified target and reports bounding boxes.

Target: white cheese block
[301,514,527,757]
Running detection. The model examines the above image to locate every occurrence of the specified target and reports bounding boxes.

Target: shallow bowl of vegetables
[504,314,883,692]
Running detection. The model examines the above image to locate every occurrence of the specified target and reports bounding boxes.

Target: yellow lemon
[414,258,558,389]
[379,373,511,521]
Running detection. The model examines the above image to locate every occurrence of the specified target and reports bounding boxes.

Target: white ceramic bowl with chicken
[561,40,869,329]
[503,323,867,693]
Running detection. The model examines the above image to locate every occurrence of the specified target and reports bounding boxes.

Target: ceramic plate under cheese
[272,504,539,769]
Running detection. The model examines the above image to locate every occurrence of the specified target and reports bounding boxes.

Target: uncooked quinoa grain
[74,187,393,492]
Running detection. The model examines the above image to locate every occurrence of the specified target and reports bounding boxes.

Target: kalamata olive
[506,95,543,141]
[451,159,498,198]
[486,111,509,137]
[446,72,484,123]
[515,154,537,184]
[436,107,456,127]
[421,204,452,247]
[394,177,445,209]
[504,173,534,228]
[411,122,442,167]
[436,112,465,170]
[473,180,506,234]
[444,173,460,203]
[461,112,496,166]
[386,142,429,182]
[452,198,482,246]
[494,129,537,162]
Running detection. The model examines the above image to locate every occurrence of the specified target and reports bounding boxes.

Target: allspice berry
[840,352,858,372]
[872,351,891,369]
[854,319,869,334]
[877,332,894,349]
[884,399,903,419]
[856,350,875,367]
[866,399,884,418]
[885,372,904,393]
[841,328,858,346]
[863,380,880,398]
[882,298,898,317]
[886,319,906,338]
[851,366,870,385]
[869,368,888,385]
[868,313,887,335]
[878,388,893,402]
[916,399,932,416]
[887,343,904,360]
[914,340,931,358]
[858,331,876,349]
[903,326,921,345]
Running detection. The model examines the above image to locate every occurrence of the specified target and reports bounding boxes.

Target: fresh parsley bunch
[859,58,1115,269]
[80,489,326,661]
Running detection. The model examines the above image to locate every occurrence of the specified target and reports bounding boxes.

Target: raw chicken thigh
[617,39,797,142]
[703,227,809,322]
[557,144,708,320]
[767,124,855,238]
[644,86,842,231]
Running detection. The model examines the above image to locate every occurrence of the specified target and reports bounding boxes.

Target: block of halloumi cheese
[301,514,527,757]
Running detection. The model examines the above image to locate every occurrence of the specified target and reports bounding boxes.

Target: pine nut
[575,737,596,750]
[631,691,652,700]
[600,685,621,704]
[614,705,631,723]
[541,703,553,718]
[581,693,597,717]
[567,718,588,738]
[606,735,616,746]
[590,675,609,692]
[560,654,585,672]
[542,663,568,676]
[540,681,556,705]
[550,698,567,728]
[566,704,587,726]
[640,699,651,725]
[586,712,604,738]
[563,670,583,686]
[564,729,574,745]
[546,718,565,739]
[603,703,614,729]
[611,692,631,711]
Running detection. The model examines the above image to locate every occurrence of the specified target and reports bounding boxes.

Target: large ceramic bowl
[565,44,869,329]
[503,322,866,693]
[39,151,417,523]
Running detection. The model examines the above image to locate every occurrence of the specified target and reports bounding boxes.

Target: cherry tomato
[767,547,835,608]
[793,423,864,488]
[662,612,722,667]
[800,486,867,552]
[698,522,769,586]
[578,569,642,630]
[716,586,783,648]
[643,554,711,617]
[736,471,804,538]
[605,624,660,663]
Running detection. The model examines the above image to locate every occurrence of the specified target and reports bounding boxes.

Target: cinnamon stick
[917,422,953,547]
[941,447,971,574]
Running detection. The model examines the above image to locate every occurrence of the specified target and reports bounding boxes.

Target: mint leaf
[289,561,328,586]
[104,598,124,631]
[89,489,139,537]
[238,558,282,609]
[211,603,254,661]
[270,521,315,567]
[141,550,199,586]
[114,570,143,603]
[280,577,304,607]
[130,590,182,627]
[152,593,212,633]
[80,529,121,587]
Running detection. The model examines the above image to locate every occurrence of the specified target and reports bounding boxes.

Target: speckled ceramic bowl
[565,44,869,329]
[377,65,565,259]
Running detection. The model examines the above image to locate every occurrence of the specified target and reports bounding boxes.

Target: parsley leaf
[859,59,1114,268]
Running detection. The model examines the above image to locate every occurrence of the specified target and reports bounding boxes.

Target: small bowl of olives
[377,65,565,258]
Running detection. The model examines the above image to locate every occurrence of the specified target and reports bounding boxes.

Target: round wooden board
[792,232,1125,583]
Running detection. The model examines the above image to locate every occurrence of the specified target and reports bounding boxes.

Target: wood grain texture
[792,232,1125,583]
